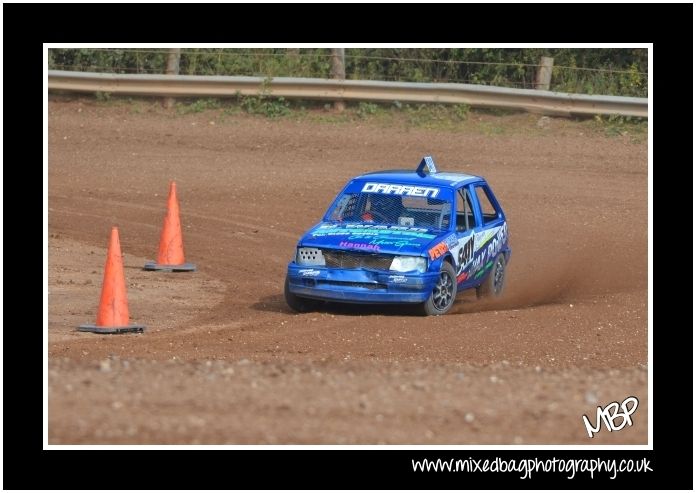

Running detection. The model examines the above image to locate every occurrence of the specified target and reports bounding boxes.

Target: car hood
[299,222,449,256]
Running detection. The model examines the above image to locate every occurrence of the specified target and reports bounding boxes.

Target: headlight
[390,256,427,273]
[296,247,325,266]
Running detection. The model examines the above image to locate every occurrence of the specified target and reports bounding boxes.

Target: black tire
[476,253,506,299]
[420,261,457,316]
[284,276,321,312]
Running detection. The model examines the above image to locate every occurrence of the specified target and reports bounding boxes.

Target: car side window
[475,185,500,225]
[456,188,474,232]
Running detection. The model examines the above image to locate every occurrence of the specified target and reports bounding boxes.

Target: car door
[468,182,508,284]
[451,186,477,288]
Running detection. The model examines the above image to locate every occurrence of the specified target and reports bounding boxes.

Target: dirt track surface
[48,100,648,444]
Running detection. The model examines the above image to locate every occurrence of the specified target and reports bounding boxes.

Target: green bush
[593,114,648,137]
[453,103,470,120]
[356,102,380,118]
[176,98,221,114]
[49,48,648,98]
[240,95,291,118]
[95,91,111,102]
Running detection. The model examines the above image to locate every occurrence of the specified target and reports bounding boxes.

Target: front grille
[320,281,387,290]
[322,250,393,270]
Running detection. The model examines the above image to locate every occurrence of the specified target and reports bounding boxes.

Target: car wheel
[284,276,321,312]
[420,261,457,316]
[476,253,506,299]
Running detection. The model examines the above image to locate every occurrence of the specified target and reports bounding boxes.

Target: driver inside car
[361,195,402,224]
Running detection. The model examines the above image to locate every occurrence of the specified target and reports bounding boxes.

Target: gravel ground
[48,99,648,444]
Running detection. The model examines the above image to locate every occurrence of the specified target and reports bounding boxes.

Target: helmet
[370,194,400,211]
[366,194,401,222]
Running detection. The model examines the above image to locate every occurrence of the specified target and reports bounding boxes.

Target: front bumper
[286,263,439,304]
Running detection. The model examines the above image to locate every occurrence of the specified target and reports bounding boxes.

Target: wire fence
[48,48,648,97]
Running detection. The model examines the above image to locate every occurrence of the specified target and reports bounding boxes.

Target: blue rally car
[285,156,511,315]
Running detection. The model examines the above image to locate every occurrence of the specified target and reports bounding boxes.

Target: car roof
[353,169,483,188]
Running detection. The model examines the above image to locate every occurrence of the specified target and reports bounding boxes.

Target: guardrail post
[330,48,346,112]
[535,56,554,91]
[163,48,181,108]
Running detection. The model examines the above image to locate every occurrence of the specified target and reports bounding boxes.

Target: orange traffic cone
[144,181,196,272]
[78,227,145,334]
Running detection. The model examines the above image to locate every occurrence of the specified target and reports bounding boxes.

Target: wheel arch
[429,253,456,272]
[442,253,456,268]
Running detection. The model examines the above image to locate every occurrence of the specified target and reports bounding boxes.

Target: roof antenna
[416,155,437,176]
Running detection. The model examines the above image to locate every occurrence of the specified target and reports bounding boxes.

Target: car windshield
[327,192,451,230]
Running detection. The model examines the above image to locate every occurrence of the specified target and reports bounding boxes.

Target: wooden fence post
[330,48,345,112]
[535,56,554,91]
[163,48,181,108]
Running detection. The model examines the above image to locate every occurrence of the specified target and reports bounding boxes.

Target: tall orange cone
[78,227,145,334]
[144,181,196,272]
